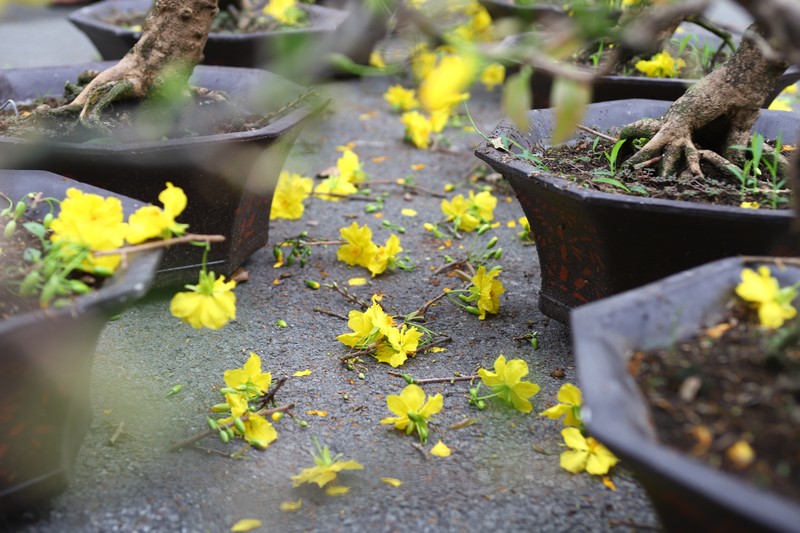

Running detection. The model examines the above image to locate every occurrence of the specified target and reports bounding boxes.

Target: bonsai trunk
[71,0,219,126]
[620,22,789,178]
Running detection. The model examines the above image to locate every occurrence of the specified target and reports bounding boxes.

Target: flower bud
[219,429,230,443]
[476,400,486,410]
[92,265,115,277]
[466,306,481,316]
[207,417,219,430]
[298,419,308,428]
[233,417,247,435]
[305,280,320,289]
[477,224,491,235]
[485,236,498,249]
[273,246,283,261]
[226,427,235,440]
[3,219,16,239]
[276,319,288,328]
[271,412,284,422]
[42,213,54,229]
[19,271,41,297]
[417,423,428,444]
[298,231,309,239]
[210,403,230,412]
[68,279,91,294]
[14,201,26,218]
[219,387,238,394]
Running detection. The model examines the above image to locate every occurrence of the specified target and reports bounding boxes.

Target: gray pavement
[0,4,664,532]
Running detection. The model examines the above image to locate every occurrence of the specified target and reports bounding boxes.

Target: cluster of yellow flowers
[210,352,278,449]
[262,0,306,26]
[465,265,505,319]
[338,296,424,367]
[440,189,498,232]
[337,222,403,277]
[635,50,686,78]
[270,171,313,220]
[736,265,798,329]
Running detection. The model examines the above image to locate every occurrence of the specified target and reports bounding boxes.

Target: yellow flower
[369,50,386,69]
[225,392,248,418]
[337,222,378,268]
[262,0,303,25]
[366,234,403,277]
[314,175,358,201]
[242,413,278,449]
[291,439,363,488]
[337,298,396,348]
[418,53,478,113]
[740,201,760,209]
[429,108,450,134]
[635,51,686,78]
[231,519,263,532]
[337,149,366,184]
[768,98,793,112]
[270,171,313,220]
[126,182,188,244]
[735,266,798,328]
[441,194,480,231]
[49,187,127,272]
[380,384,443,443]
[469,190,497,222]
[470,266,505,320]
[374,324,423,367]
[480,63,505,92]
[401,111,433,149]
[383,85,419,112]
[541,383,583,427]
[170,270,237,330]
[560,427,619,475]
[478,355,539,413]
[224,352,272,399]
[411,43,437,81]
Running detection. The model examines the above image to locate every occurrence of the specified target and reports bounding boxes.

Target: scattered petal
[430,440,452,457]
[231,519,263,531]
[372,156,390,163]
[411,163,426,171]
[293,369,313,377]
[359,112,377,120]
[428,347,446,353]
[279,500,303,512]
[401,208,418,217]
[306,410,328,417]
[381,477,403,487]
[602,476,616,491]
[506,220,517,228]
[727,440,756,469]
[326,486,350,496]
[348,277,367,286]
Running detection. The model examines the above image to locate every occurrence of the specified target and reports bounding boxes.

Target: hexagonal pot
[571,257,800,532]
[68,0,349,80]
[0,170,163,512]
[0,62,326,287]
[474,99,800,323]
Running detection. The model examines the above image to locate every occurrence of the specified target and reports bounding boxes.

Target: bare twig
[327,282,370,310]
[93,233,225,257]
[387,371,479,385]
[577,125,618,143]
[109,422,125,445]
[311,192,376,201]
[409,291,449,321]
[314,307,349,320]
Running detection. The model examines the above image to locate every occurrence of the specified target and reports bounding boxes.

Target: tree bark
[71,0,218,124]
[620,22,788,178]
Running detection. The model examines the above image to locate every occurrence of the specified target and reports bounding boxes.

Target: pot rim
[571,256,800,532]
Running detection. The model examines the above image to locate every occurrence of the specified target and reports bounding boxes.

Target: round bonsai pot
[0,62,326,287]
[0,170,162,512]
[474,99,800,323]
[571,257,800,532]
[67,0,350,80]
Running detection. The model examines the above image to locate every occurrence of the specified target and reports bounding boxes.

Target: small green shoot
[591,176,631,193]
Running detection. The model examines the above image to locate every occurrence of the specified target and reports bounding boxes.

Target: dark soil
[631,297,800,503]
[0,84,271,144]
[104,2,310,34]
[0,212,49,318]
[535,134,793,209]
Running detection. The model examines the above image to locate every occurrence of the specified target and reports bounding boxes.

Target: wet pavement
[0,4,669,531]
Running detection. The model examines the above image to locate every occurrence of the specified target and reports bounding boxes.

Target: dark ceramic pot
[571,257,800,532]
[68,0,349,80]
[477,0,566,22]
[0,170,162,512]
[474,99,800,323]
[0,62,326,287]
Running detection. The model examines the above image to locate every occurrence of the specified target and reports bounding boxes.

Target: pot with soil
[474,99,800,323]
[0,61,326,287]
[570,256,800,532]
[0,169,162,512]
[68,0,351,80]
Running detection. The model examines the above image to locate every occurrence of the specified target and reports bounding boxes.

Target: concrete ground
[0,3,699,531]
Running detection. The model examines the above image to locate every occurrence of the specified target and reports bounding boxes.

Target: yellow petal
[348,277,367,286]
[293,369,312,377]
[306,410,328,417]
[430,440,452,457]
[231,519,263,531]
[602,476,616,491]
[401,208,418,217]
[411,163,426,171]
[381,477,403,487]
[560,449,589,473]
[279,500,303,512]
[326,486,350,496]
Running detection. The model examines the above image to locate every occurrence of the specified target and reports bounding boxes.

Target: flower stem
[387,371,479,385]
[93,233,225,257]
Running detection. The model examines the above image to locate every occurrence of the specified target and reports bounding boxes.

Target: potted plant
[67,0,352,80]
[0,169,163,512]
[0,61,326,286]
[474,14,800,323]
[570,256,800,531]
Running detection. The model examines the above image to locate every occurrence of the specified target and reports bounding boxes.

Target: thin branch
[577,124,618,143]
[387,371,479,385]
[310,192,376,201]
[93,233,225,257]
[314,307,349,320]
[327,282,370,310]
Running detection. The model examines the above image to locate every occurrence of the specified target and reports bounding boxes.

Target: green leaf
[502,66,532,131]
[22,221,45,239]
[550,78,591,145]
[591,176,631,193]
